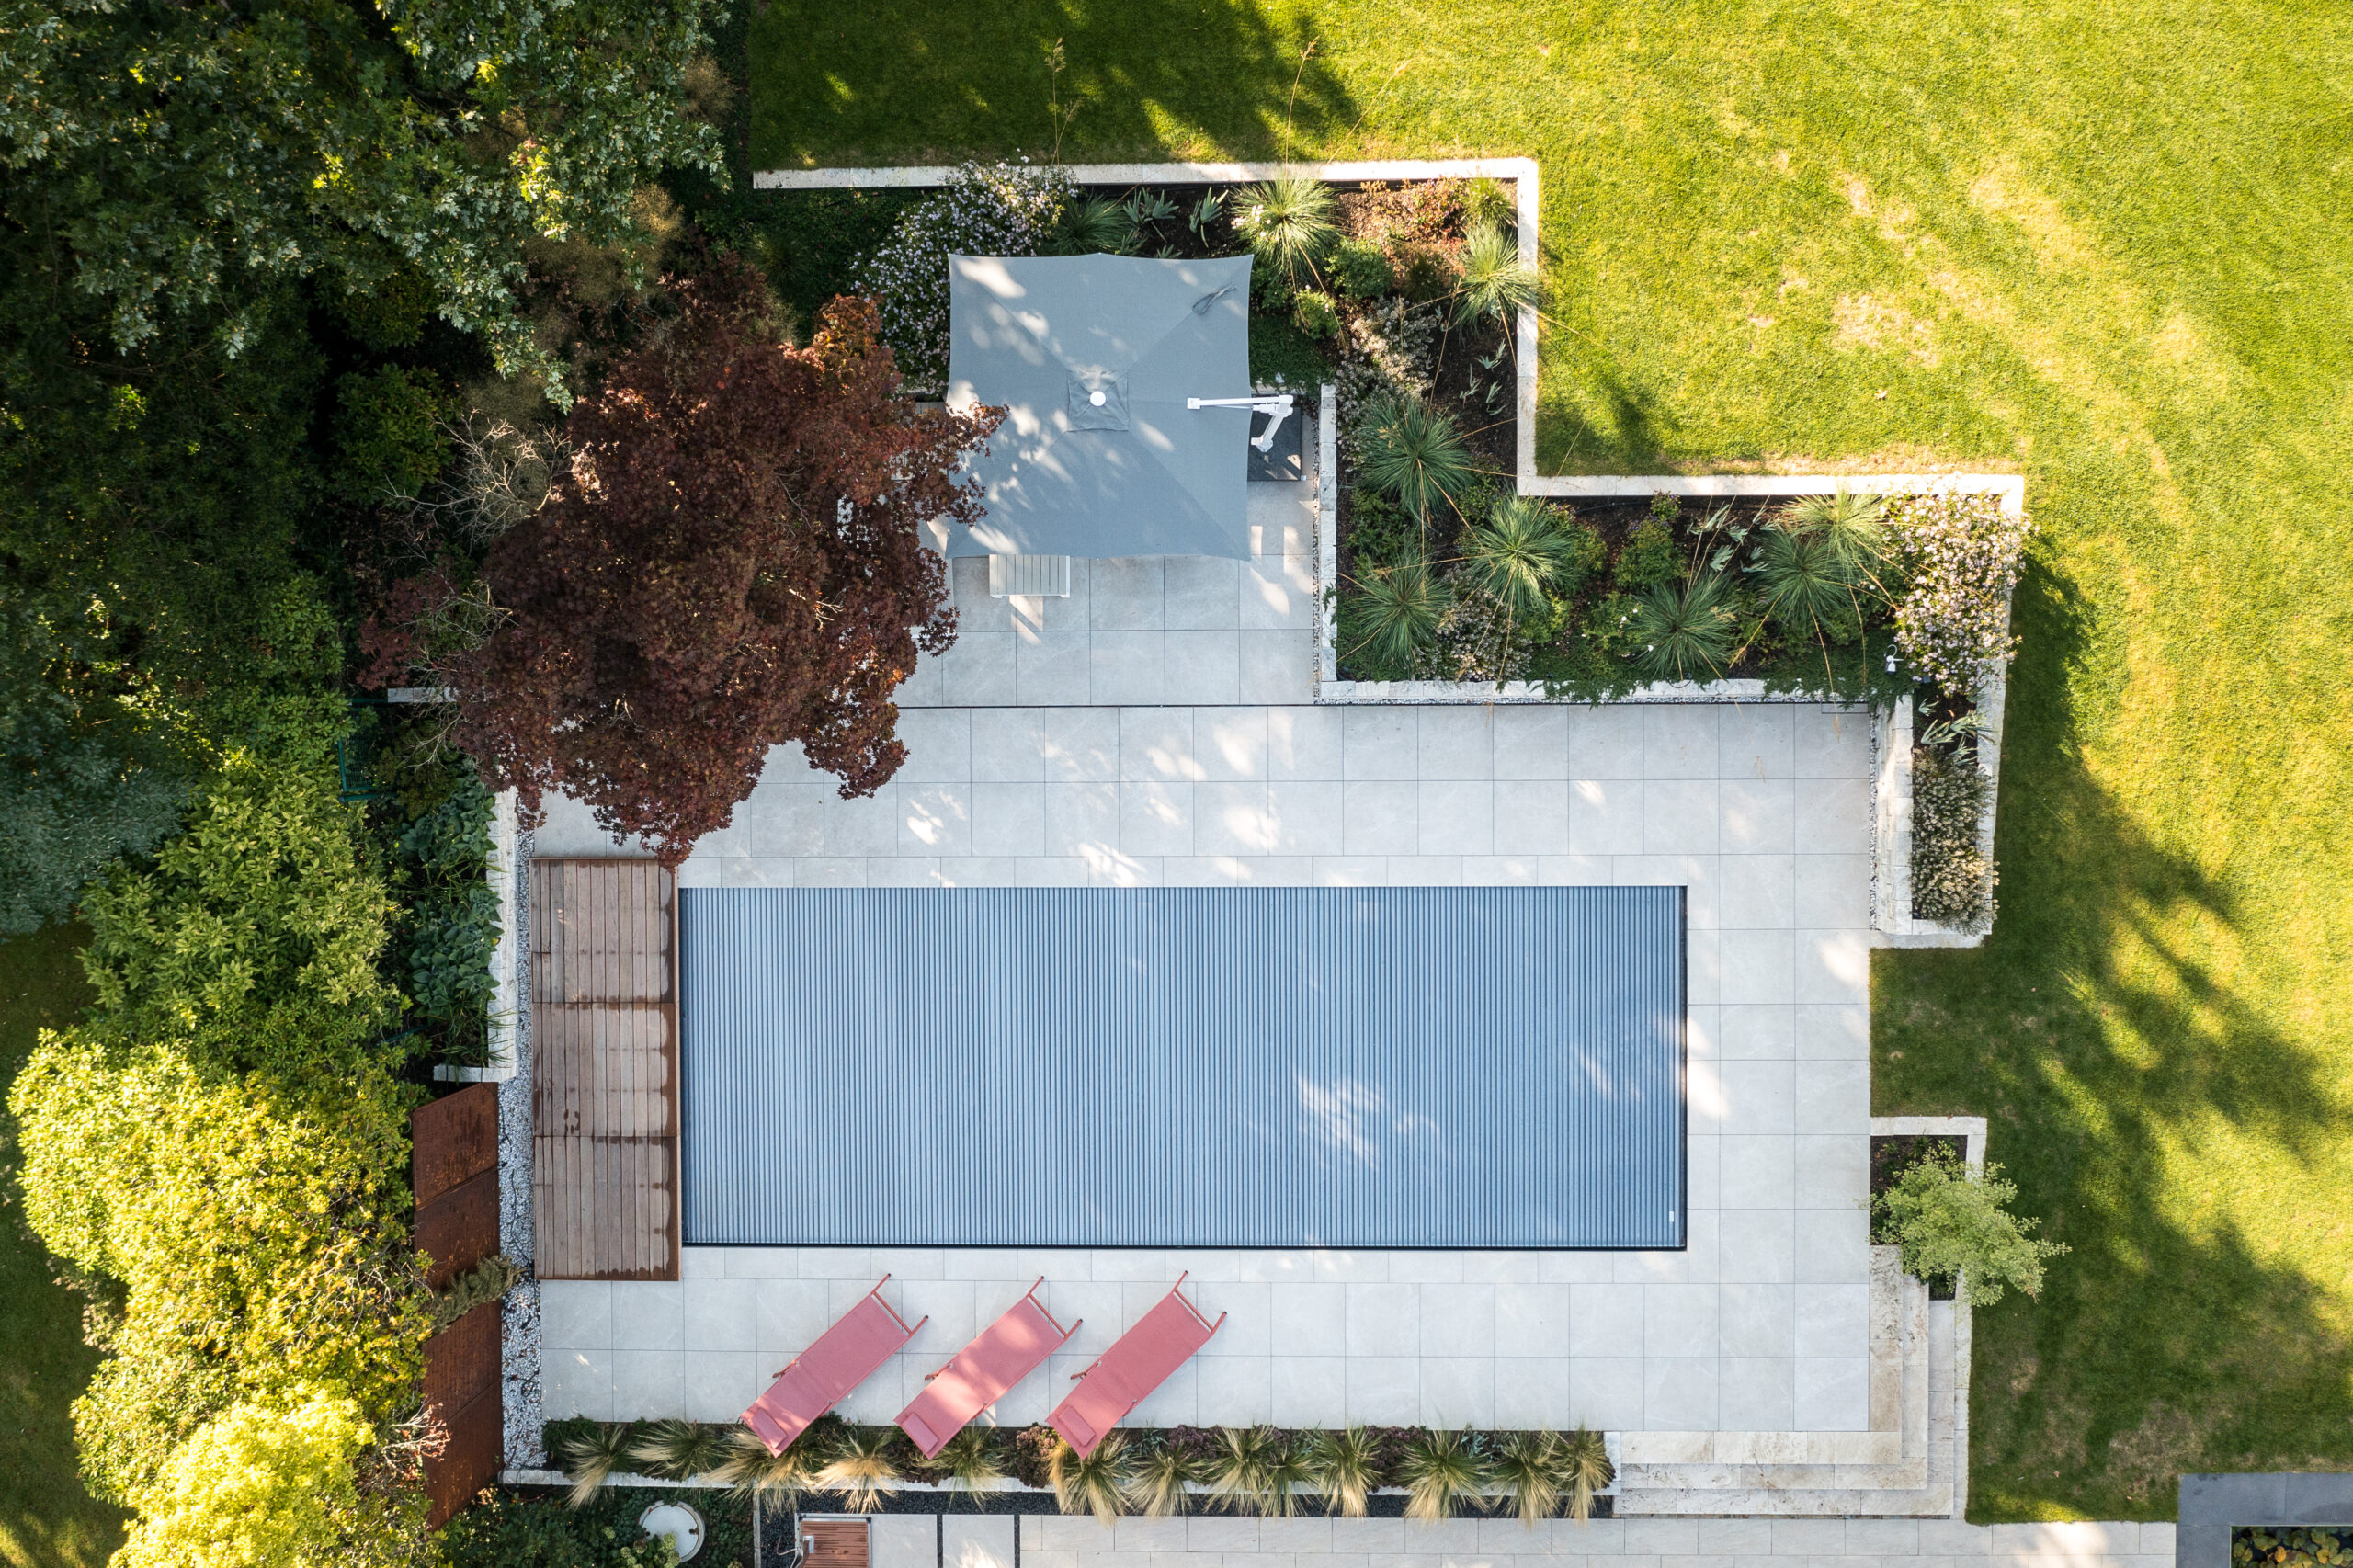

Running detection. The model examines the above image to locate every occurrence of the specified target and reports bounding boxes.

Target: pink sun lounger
[1047,1273,1225,1457]
[895,1278,1079,1458]
[742,1276,928,1454]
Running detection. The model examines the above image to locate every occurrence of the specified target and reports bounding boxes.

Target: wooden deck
[531,858,679,1281]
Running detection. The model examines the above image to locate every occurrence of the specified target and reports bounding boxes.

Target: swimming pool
[678,884,1686,1250]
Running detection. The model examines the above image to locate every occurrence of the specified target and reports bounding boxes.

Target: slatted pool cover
[679,886,1685,1250]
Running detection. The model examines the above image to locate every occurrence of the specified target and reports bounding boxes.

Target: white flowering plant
[851,162,1076,386]
[1884,492,2034,697]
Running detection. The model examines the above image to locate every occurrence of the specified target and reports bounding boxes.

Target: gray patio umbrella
[943,253,1257,559]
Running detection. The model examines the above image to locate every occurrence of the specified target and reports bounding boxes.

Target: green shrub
[80,752,400,1051]
[442,1487,691,1568]
[1613,517,1680,589]
[1911,744,1995,928]
[333,265,434,351]
[1873,1144,2066,1305]
[1328,238,1393,301]
[335,367,448,503]
[1291,289,1340,340]
[1247,307,1331,391]
[1390,242,1457,302]
[1346,488,1418,570]
[395,769,500,1032]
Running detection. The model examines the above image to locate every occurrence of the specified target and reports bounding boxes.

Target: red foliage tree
[445,256,1001,863]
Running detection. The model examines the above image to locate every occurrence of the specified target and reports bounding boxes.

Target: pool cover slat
[680,886,1684,1250]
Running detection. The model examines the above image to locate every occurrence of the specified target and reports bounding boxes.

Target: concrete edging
[1871,1115,1987,1520]
[2177,1474,2353,1568]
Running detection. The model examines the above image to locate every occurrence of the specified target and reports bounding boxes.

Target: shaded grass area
[747,0,2353,1518]
[0,926,123,1567]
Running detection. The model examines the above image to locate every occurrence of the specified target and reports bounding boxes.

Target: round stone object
[639,1502,705,1562]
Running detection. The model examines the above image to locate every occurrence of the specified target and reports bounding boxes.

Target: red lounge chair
[1047,1273,1225,1457]
[742,1276,928,1454]
[895,1278,1080,1458]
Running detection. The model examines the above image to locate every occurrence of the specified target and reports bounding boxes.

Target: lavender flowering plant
[1885,491,2034,696]
[851,161,1075,386]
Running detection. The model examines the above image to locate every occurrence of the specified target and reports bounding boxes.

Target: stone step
[1614,1251,1963,1517]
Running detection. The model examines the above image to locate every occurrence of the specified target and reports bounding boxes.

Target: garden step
[1615,1255,1964,1517]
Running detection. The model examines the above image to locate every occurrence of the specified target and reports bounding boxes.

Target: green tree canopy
[0,0,725,391]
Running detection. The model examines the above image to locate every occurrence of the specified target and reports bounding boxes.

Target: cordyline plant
[442,256,1002,863]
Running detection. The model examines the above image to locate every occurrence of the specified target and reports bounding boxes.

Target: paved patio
[531,469,1882,1442]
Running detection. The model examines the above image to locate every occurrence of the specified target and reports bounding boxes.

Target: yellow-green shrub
[11,1026,428,1499]
[114,1391,372,1568]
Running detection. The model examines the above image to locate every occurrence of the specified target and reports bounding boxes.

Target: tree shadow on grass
[748,0,1354,169]
[1874,556,2353,1518]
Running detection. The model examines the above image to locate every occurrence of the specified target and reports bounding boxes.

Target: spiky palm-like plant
[1051,194,1136,256]
[1450,220,1540,329]
[1233,176,1338,285]
[1297,1426,1378,1517]
[934,1427,1006,1506]
[1777,485,1889,576]
[1628,571,1739,683]
[1342,557,1449,672]
[630,1418,731,1482]
[1355,392,1479,526]
[1750,526,1858,643]
[1461,494,1575,619]
[1123,1439,1198,1518]
[712,1425,823,1511]
[558,1422,635,1507]
[1491,1431,1562,1527]
[818,1424,903,1514]
[1050,1431,1132,1524]
[1552,1428,1614,1523]
[1396,1427,1493,1521]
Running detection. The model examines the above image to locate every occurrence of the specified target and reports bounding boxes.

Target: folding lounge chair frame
[895,1278,1079,1458]
[742,1275,929,1455]
[1047,1272,1225,1457]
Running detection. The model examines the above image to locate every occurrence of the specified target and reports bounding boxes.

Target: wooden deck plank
[531,858,678,1281]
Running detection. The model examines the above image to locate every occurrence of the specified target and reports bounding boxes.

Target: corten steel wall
[679,886,1686,1250]
[412,1083,503,1528]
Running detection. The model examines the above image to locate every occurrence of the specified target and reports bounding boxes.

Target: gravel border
[497,823,546,1468]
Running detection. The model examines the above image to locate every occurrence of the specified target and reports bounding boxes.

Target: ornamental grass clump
[1884,492,2033,695]
[630,1417,729,1482]
[852,162,1075,383]
[1297,1426,1378,1517]
[932,1426,1007,1504]
[1233,176,1338,286]
[1628,572,1739,683]
[1873,1144,2068,1304]
[1450,219,1539,329]
[818,1424,904,1513]
[1123,1437,1197,1517]
[1460,494,1581,619]
[711,1425,822,1506]
[1397,1427,1492,1520]
[1050,1431,1132,1524]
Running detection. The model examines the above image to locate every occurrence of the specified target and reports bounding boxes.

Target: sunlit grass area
[0,926,124,1568]
[747,0,2353,1518]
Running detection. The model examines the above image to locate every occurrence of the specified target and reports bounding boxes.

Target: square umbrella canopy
[943,253,1256,560]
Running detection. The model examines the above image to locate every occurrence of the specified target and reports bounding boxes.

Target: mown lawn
[746,0,2353,1519]
[0,926,123,1567]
